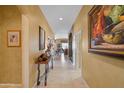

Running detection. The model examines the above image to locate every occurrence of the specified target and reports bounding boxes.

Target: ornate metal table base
[36,56,53,86]
[37,63,49,86]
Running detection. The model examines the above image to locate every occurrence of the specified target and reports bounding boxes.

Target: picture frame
[88,5,124,57]
[7,30,21,47]
[39,26,45,50]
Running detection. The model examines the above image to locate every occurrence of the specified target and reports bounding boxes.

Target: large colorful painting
[88,5,124,56]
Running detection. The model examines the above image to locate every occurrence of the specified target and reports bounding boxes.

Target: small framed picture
[7,30,21,47]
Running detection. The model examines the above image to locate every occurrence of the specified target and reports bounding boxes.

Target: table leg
[45,64,48,86]
[51,56,53,69]
[37,64,40,86]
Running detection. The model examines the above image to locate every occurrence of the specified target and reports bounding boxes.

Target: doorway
[22,15,30,88]
[68,33,73,62]
[73,30,82,69]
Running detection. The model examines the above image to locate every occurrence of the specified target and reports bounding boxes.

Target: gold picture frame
[7,30,21,47]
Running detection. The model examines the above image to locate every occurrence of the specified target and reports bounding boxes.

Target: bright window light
[59,17,63,21]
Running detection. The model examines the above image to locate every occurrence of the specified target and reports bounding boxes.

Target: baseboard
[0,83,22,88]
[83,80,89,88]
[33,81,37,88]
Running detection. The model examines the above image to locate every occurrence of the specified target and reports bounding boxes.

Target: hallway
[37,54,88,88]
[1,5,124,88]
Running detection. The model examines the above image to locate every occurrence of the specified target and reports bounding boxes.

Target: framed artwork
[7,30,21,47]
[88,5,124,57]
[39,26,45,50]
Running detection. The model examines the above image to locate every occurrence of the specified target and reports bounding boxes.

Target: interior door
[73,30,82,69]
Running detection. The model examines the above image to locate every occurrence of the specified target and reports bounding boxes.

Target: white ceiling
[39,5,82,39]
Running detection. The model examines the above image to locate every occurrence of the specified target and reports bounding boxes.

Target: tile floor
[37,53,89,88]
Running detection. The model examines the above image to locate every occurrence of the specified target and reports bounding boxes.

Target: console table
[35,56,53,86]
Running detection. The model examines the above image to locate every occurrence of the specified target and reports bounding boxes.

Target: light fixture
[59,17,63,21]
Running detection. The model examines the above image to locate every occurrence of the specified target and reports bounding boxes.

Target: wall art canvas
[88,5,124,56]
[39,26,45,50]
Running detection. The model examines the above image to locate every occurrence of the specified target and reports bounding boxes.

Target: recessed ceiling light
[59,17,63,21]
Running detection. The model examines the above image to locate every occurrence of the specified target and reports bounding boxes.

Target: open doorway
[73,30,83,69]
[68,33,73,62]
[22,15,30,88]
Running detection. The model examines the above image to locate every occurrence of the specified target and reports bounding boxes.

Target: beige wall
[73,5,124,88]
[0,7,2,70]
[0,5,54,88]
[0,6,22,86]
[18,5,54,87]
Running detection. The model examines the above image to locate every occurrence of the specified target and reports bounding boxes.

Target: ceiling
[39,5,82,39]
